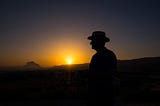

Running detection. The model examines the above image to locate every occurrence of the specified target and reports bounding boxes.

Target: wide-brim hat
[88,31,110,42]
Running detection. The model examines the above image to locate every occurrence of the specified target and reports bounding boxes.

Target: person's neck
[96,47,106,52]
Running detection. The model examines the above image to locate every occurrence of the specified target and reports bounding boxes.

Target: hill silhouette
[51,63,89,71]
[118,57,160,72]
[23,61,42,70]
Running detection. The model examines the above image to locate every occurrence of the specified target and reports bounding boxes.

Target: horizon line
[0,56,160,68]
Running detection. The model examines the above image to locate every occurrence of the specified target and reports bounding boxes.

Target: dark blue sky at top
[0,0,160,65]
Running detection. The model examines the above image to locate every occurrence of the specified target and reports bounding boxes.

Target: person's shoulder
[105,49,117,59]
[105,49,115,55]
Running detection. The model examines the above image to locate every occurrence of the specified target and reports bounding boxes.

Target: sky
[0,0,160,67]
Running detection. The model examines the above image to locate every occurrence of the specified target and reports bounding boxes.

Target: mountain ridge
[0,57,160,72]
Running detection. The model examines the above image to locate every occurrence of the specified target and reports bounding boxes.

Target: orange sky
[0,34,94,67]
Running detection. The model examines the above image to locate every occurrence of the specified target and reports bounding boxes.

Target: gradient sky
[0,0,160,67]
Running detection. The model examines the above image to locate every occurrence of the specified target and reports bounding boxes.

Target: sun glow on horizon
[66,57,74,65]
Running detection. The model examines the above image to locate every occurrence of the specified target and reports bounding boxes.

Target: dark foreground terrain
[0,57,160,106]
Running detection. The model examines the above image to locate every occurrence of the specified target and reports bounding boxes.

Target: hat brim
[88,36,110,42]
[88,36,92,40]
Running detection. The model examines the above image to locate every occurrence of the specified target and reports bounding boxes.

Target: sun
[66,57,74,65]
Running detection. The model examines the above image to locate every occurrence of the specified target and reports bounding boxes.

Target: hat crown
[92,31,105,36]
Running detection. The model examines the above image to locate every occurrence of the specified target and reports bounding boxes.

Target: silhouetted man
[88,31,117,106]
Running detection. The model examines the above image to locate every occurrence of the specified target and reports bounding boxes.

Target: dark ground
[0,69,160,106]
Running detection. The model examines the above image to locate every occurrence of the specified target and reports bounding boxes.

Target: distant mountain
[118,57,160,72]
[0,61,42,72]
[23,61,42,70]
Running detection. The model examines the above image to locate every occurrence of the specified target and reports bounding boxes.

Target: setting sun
[66,57,74,65]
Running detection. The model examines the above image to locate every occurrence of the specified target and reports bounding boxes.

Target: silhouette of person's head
[88,31,110,51]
